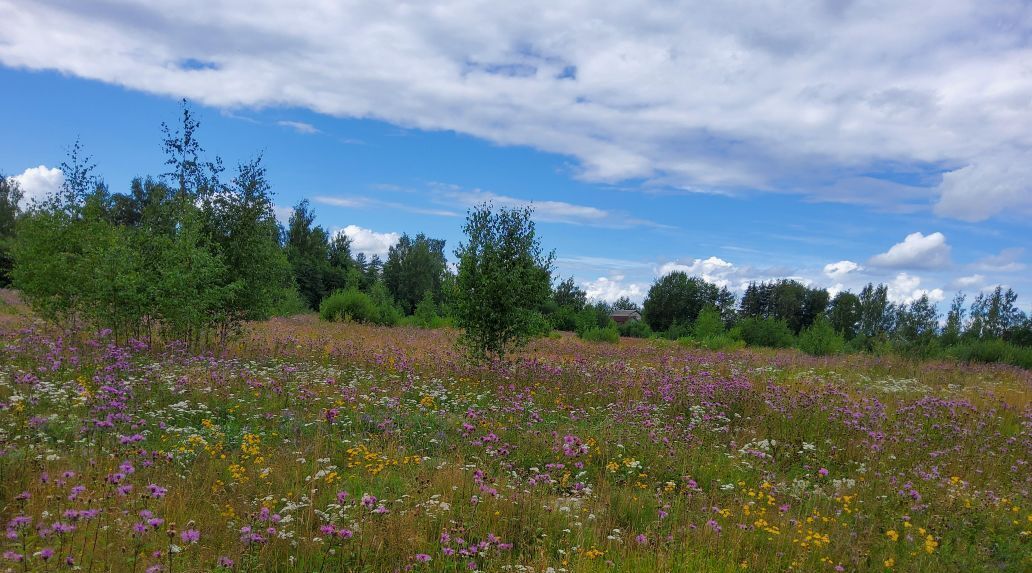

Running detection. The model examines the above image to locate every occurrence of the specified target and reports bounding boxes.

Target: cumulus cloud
[868,232,951,270]
[581,275,646,303]
[654,256,794,291]
[3,2,1030,217]
[336,225,400,258]
[887,273,945,304]
[823,260,861,280]
[10,165,63,204]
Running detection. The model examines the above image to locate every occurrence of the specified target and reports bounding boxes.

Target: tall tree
[642,272,719,332]
[453,203,553,360]
[858,283,893,337]
[553,277,587,311]
[284,199,331,309]
[827,291,862,339]
[382,233,448,314]
[0,175,23,286]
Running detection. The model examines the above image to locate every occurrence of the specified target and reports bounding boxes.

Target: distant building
[609,309,642,325]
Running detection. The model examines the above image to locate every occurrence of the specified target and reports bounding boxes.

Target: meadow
[0,308,1029,572]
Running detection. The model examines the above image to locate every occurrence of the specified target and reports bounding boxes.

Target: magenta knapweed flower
[818,467,829,477]
[414,553,431,562]
[181,529,200,543]
[336,490,349,504]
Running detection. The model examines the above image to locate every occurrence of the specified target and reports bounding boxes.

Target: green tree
[202,156,292,330]
[692,305,725,339]
[453,203,554,360]
[942,292,966,346]
[553,277,587,311]
[382,233,448,314]
[284,199,331,309]
[642,272,719,332]
[798,315,845,356]
[827,291,861,339]
[0,174,23,286]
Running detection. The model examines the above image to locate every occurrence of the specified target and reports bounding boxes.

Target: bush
[579,323,620,343]
[618,319,652,338]
[319,288,378,323]
[574,306,611,336]
[692,305,724,338]
[664,320,693,341]
[271,286,310,317]
[677,334,745,351]
[413,291,438,328]
[733,317,795,348]
[548,306,579,332]
[526,311,554,338]
[798,316,845,356]
[949,339,1032,369]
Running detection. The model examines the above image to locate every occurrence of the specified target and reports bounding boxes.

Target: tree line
[1,101,1030,366]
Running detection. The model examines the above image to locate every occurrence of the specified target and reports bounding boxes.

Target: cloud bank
[2,1,1030,220]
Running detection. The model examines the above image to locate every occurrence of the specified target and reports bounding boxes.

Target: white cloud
[823,260,861,280]
[971,247,1025,273]
[10,165,63,204]
[581,275,646,303]
[654,256,779,291]
[4,2,1029,217]
[336,225,400,258]
[887,272,945,304]
[951,274,985,289]
[435,186,660,228]
[868,232,951,270]
[276,120,320,134]
[314,195,459,217]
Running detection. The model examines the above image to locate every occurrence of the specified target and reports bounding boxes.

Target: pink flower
[818,468,829,477]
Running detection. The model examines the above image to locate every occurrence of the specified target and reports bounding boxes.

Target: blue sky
[1,1,1029,308]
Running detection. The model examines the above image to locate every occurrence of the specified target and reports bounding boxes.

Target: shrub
[733,317,795,348]
[548,306,579,332]
[271,286,310,317]
[949,339,1032,369]
[579,323,619,343]
[664,320,693,340]
[678,334,744,351]
[413,291,438,328]
[798,316,845,356]
[692,305,724,338]
[618,319,652,338]
[319,288,378,323]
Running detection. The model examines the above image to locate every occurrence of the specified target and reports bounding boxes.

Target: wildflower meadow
[0,307,1029,572]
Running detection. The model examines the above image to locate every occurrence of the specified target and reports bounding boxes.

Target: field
[0,310,1029,572]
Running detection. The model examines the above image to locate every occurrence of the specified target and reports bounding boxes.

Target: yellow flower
[884,557,895,568]
[886,530,899,542]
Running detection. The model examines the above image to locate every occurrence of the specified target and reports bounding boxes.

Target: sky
[0,0,1030,309]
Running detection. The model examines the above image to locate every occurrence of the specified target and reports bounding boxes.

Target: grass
[0,315,1029,571]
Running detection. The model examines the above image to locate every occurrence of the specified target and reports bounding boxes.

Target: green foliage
[664,320,693,341]
[412,290,437,327]
[0,174,23,287]
[548,305,579,332]
[271,287,310,317]
[739,279,828,333]
[382,233,448,314]
[618,319,652,338]
[11,104,290,345]
[453,203,554,360]
[732,317,796,348]
[678,334,745,351]
[579,322,620,343]
[827,291,861,339]
[692,305,724,339]
[948,339,1032,369]
[552,277,587,311]
[643,272,734,332]
[319,288,381,324]
[797,315,845,356]
[574,304,611,336]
